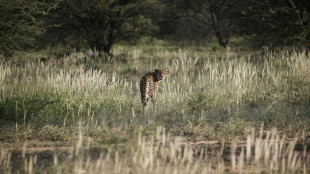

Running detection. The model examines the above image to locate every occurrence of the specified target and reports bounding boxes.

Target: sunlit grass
[1,126,309,173]
[0,45,310,173]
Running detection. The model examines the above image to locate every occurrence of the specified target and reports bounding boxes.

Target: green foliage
[158,0,310,49]
[235,0,310,48]
[1,0,310,55]
[46,0,158,56]
[186,90,214,112]
[159,0,237,48]
[0,0,50,57]
[0,88,66,127]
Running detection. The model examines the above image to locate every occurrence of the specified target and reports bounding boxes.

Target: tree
[0,0,49,57]
[48,0,158,57]
[235,0,310,48]
[159,0,238,48]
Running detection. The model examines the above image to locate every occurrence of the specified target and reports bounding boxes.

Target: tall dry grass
[0,45,310,173]
[0,126,309,173]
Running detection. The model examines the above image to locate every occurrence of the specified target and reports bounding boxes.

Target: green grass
[0,44,310,173]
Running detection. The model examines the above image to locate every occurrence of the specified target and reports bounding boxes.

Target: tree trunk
[215,31,229,48]
[210,11,230,48]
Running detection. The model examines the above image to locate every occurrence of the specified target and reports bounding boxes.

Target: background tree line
[1,0,310,58]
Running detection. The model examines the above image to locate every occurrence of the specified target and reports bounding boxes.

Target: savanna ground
[1,42,310,173]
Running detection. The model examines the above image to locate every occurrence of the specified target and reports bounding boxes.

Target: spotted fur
[140,69,168,114]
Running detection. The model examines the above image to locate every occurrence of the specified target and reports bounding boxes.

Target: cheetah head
[154,69,168,81]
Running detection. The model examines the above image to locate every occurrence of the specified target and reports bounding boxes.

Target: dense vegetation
[1,44,310,173]
[1,0,310,57]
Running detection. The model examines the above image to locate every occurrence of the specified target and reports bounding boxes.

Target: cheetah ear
[154,69,159,72]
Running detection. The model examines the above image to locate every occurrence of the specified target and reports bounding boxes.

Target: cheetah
[140,69,168,114]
